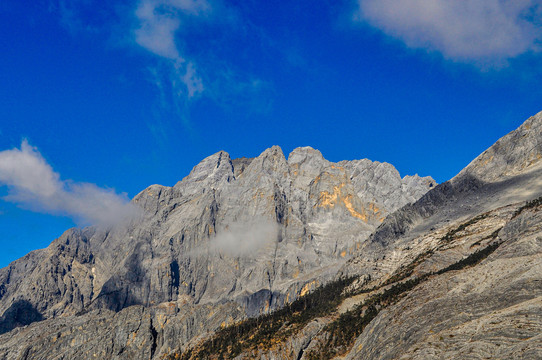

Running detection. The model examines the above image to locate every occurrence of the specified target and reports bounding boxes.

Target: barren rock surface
[173,111,542,360]
[345,202,542,360]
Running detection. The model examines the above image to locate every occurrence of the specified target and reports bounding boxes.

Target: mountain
[1,110,541,359]
[0,146,435,359]
[171,111,542,360]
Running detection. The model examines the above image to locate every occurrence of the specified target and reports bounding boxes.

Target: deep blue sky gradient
[1,0,541,267]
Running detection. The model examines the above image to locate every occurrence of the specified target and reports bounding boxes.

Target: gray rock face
[0,145,434,358]
[340,159,435,218]
[203,110,542,360]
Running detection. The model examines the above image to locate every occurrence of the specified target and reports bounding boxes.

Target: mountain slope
[178,197,542,360]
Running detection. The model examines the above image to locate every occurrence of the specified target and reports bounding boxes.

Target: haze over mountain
[0,110,541,359]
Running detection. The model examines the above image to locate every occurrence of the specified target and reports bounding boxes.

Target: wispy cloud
[356,0,542,66]
[51,0,114,35]
[0,140,140,227]
[48,0,270,128]
[134,0,210,98]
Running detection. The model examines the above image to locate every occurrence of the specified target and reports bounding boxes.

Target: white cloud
[210,218,279,257]
[356,0,542,65]
[0,140,141,227]
[135,6,181,60]
[134,0,210,97]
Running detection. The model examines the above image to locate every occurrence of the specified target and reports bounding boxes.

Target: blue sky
[1,0,542,267]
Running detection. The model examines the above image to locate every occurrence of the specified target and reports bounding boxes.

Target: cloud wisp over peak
[356,0,542,66]
[0,140,140,228]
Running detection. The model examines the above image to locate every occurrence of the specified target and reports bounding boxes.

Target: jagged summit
[175,150,234,188]
[7,111,537,359]
[0,143,436,358]
[287,146,325,161]
[6,107,541,358]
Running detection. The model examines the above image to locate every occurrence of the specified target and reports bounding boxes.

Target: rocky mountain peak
[175,150,234,189]
[242,145,289,177]
[2,112,542,360]
[0,143,439,359]
[288,146,326,164]
[288,146,329,189]
[340,159,436,216]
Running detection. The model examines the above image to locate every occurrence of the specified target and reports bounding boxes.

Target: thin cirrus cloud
[134,0,210,97]
[0,140,141,227]
[51,0,268,119]
[356,0,542,66]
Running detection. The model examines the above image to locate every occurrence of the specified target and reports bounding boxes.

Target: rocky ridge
[0,145,434,359]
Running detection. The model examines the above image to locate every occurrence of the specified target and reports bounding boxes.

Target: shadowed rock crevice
[369,173,485,248]
[170,260,180,296]
[150,318,158,358]
[0,300,43,335]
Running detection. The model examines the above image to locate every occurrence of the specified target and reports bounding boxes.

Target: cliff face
[0,145,434,359]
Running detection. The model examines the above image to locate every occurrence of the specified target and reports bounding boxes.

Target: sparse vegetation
[306,275,429,359]
[166,218,506,360]
[440,214,488,244]
[168,277,356,359]
[435,240,502,275]
[305,239,504,359]
[383,249,433,286]
[512,196,542,219]
[470,227,502,248]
